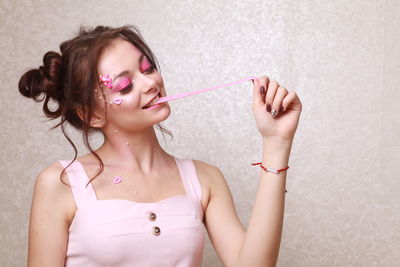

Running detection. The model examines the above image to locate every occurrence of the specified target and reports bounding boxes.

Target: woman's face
[95,38,171,133]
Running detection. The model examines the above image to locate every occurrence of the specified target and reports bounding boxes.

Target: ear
[76,108,106,128]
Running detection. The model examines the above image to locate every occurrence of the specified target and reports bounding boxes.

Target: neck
[94,126,170,174]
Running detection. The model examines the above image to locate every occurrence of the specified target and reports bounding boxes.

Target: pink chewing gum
[153,76,259,105]
[147,103,161,110]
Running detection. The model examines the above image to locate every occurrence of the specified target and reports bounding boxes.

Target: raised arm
[204,141,292,267]
[236,139,292,266]
[203,75,302,267]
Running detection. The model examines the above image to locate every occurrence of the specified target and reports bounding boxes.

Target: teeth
[144,94,160,108]
[149,95,159,106]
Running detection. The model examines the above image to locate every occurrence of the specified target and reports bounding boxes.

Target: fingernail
[271,108,277,117]
[251,79,254,84]
[266,104,271,112]
[280,106,284,113]
[260,86,265,95]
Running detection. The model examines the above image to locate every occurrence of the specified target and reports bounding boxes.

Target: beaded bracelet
[251,162,289,193]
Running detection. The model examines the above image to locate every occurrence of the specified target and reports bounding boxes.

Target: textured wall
[1,0,399,266]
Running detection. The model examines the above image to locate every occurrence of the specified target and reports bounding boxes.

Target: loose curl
[18,25,173,187]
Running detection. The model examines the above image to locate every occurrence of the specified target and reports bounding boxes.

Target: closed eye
[119,82,133,94]
[143,65,155,74]
[140,55,156,74]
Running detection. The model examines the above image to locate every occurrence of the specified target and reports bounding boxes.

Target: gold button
[152,226,161,236]
[148,212,157,221]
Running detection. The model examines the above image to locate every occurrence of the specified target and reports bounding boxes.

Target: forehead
[97,38,142,75]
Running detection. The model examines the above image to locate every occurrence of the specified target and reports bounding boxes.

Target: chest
[66,197,206,266]
[64,158,212,228]
[90,169,187,203]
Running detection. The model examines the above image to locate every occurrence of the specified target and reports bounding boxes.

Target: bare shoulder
[33,161,76,225]
[192,159,227,206]
[35,161,71,195]
[192,159,223,181]
[36,161,69,186]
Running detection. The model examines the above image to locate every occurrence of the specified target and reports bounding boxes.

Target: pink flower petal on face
[113,98,122,104]
[113,176,122,184]
[99,74,113,89]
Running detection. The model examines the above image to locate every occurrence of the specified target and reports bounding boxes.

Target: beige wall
[1,0,399,266]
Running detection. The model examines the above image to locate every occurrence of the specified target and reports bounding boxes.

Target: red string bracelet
[251,162,289,193]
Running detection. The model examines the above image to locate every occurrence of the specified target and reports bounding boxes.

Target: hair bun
[19,51,64,118]
[19,51,63,100]
[41,51,63,98]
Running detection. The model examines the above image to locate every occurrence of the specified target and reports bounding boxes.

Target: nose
[139,74,158,94]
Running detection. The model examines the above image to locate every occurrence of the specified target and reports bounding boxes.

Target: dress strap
[57,159,97,208]
[174,157,202,202]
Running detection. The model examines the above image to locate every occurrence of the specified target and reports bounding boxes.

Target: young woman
[19,25,302,267]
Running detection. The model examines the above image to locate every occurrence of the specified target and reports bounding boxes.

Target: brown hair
[18,25,173,187]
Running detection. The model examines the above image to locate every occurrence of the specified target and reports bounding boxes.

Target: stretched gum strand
[153,76,260,105]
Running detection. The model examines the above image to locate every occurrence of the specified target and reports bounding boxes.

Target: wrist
[262,136,293,150]
[262,138,292,167]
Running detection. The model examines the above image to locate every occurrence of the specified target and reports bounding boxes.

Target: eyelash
[143,64,155,73]
[119,82,133,94]
[118,64,156,94]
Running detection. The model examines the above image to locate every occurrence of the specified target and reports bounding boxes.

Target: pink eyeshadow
[112,77,131,93]
[140,58,151,72]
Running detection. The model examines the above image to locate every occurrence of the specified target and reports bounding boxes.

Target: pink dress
[57,157,206,267]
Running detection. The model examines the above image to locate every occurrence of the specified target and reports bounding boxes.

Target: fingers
[252,76,269,107]
[253,75,299,117]
[265,80,279,112]
[271,86,289,116]
[282,91,301,112]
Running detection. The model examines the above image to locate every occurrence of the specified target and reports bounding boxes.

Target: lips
[142,93,161,109]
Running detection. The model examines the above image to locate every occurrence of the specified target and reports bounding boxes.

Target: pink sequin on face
[113,176,122,184]
[113,98,122,104]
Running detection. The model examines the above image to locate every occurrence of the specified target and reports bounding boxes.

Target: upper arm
[195,160,245,267]
[27,162,74,267]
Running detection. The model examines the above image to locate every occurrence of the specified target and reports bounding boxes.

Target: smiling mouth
[142,93,161,109]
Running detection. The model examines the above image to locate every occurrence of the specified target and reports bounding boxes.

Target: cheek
[153,72,165,90]
[92,91,108,112]
[107,92,141,111]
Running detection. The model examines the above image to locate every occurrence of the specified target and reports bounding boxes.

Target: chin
[155,103,171,123]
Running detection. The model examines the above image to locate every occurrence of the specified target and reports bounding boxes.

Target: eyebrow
[111,54,145,85]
